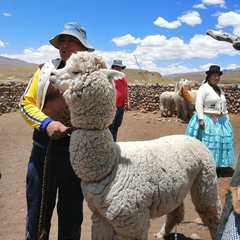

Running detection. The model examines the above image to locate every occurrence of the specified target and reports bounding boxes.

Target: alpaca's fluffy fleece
[178,86,198,120]
[159,78,192,121]
[159,91,176,117]
[173,79,192,122]
[50,51,123,130]
[50,51,222,240]
[159,80,184,118]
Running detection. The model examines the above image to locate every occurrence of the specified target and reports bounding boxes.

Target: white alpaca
[50,51,222,240]
[159,91,175,117]
[173,78,192,122]
[159,78,190,118]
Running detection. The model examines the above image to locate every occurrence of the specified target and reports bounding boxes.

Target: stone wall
[0,81,240,115]
[128,83,240,114]
[0,81,28,115]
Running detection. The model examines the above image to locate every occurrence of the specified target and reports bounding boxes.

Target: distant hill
[123,69,174,85]
[124,68,240,85]
[165,70,240,85]
[0,56,38,82]
[0,55,239,85]
[0,56,37,67]
[0,56,174,84]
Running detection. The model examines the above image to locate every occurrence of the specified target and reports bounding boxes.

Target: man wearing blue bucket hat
[20,22,94,239]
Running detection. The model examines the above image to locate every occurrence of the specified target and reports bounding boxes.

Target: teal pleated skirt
[185,113,235,167]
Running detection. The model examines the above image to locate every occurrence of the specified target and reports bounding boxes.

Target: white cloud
[3,12,12,17]
[201,0,226,8]
[160,62,199,75]
[154,17,181,29]
[136,35,189,60]
[111,33,222,65]
[188,34,237,58]
[107,32,239,75]
[216,11,240,36]
[8,32,236,75]
[1,45,59,64]
[0,41,6,47]
[178,11,202,26]
[111,34,141,46]
[224,63,239,70]
[154,11,201,29]
[2,32,239,76]
[193,4,207,9]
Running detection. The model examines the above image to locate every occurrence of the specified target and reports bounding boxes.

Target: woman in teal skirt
[186,65,235,168]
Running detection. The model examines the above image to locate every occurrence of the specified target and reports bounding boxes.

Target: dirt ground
[0,110,239,240]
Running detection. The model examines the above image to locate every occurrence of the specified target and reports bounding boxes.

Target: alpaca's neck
[70,128,117,182]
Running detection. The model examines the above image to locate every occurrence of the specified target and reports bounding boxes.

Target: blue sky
[0,0,240,75]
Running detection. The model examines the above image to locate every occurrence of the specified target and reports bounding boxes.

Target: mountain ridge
[0,55,38,67]
[0,56,239,85]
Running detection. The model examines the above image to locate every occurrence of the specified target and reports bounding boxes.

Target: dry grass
[123,69,174,85]
[0,66,37,83]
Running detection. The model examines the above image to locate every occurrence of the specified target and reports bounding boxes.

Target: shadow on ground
[216,167,234,178]
[164,233,192,240]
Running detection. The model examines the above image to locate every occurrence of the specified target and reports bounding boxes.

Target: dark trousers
[25,143,84,240]
[109,106,124,141]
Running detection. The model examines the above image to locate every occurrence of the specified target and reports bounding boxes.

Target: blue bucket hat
[49,22,95,52]
[111,60,126,69]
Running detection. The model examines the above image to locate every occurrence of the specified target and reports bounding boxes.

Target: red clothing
[114,76,128,107]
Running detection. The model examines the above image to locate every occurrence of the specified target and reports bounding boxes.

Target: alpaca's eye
[73,71,80,75]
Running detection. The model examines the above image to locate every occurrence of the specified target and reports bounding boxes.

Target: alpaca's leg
[181,103,189,122]
[159,100,165,117]
[91,212,115,240]
[162,101,168,117]
[92,210,150,240]
[192,197,221,239]
[113,209,150,240]
[153,203,184,238]
[175,104,181,119]
[190,173,222,239]
[165,102,171,117]
[92,212,134,240]
[170,102,176,117]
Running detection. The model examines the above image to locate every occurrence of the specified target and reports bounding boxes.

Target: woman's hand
[199,119,205,130]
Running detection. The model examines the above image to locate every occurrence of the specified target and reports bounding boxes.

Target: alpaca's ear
[101,69,125,81]
[93,55,107,69]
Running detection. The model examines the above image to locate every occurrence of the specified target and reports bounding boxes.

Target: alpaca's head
[50,51,107,92]
[175,78,191,92]
[49,51,125,130]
